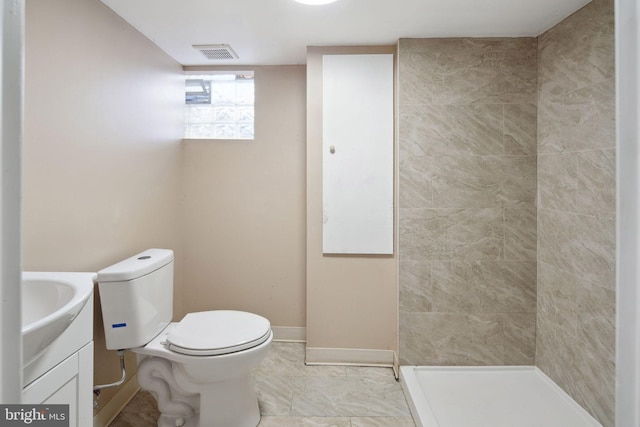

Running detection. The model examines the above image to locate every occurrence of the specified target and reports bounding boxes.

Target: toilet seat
[166,310,271,356]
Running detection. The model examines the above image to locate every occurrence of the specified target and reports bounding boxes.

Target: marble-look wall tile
[536,315,582,395]
[399,261,432,312]
[498,156,537,206]
[503,313,536,365]
[398,105,429,160]
[535,1,616,424]
[400,38,536,55]
[537,261,581,336]
[538,209,615,289]
[538,153,577,211]
[398,37,537,367]
[399,38,537,106]
[434,52,534,105]
[498,47,538,104]
[504,207,537,261]
[399,312,503,366]
[540,322,614,427]
[538,264,614,345]
[538,0,615,99]
[398,52,443,106]
[399,157,432,208]
[399,311,538,366]
[429,155,496,208]
[399,104,504,157]
[397,0,615,422]
[574,310,615,426]
[539,149,615,216]
[536,261,615,427]
[430,155,536,208]
[431,261,536,314]
[538,79,616,154]
[504,103,537,155]
[576,149,616,218]
[399,208,504,261]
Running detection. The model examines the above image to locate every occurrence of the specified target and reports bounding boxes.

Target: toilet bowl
[135,312,272,427]
[98,249,272,427]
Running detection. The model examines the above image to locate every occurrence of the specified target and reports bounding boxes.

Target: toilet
[97,248,272,427]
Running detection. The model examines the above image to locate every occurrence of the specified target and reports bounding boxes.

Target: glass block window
[184,73,254,139]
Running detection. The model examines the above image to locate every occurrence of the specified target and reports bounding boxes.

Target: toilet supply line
[93,349,127,408]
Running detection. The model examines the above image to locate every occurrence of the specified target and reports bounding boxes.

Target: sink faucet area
[22,271,95,365]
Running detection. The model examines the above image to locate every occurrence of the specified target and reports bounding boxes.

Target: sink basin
[22,272,95,365]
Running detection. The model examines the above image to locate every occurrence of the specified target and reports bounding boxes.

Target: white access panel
[322,53,394,254]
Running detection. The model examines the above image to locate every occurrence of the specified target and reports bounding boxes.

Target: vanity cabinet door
[22,342,94,427]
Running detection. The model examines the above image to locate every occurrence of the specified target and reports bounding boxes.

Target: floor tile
[291,376,410,417]
[255,375,296,415]
[253,342,347,378]
[258,416,351,426]
[108,342,414,426]
[351,417,417,427]
[108,390,159,427]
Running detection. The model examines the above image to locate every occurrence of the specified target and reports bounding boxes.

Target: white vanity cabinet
[22,293,94,427]
[22,343,93,427]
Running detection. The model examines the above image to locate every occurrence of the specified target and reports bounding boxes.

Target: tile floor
[109,342,415,427]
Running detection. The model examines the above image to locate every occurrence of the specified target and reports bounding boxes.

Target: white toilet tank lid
[166,310,271,356]
[97,248,174,282]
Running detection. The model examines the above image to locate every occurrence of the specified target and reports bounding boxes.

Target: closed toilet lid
[166,310,271,356]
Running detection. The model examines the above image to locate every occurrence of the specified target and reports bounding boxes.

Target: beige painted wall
[24,0,184,422]
[306,46,398,355]
[179,66,307,328]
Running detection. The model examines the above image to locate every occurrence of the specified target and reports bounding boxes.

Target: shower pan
[400,366,602,427]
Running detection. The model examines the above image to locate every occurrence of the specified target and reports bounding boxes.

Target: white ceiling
[101,0,591,66]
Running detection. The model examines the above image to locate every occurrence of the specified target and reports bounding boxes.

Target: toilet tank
[98,248,174,350]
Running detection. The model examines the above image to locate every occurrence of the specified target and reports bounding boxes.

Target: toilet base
[177,367,260,427]
[136,356,261,427]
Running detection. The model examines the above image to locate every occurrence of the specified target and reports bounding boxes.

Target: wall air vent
[193,44,239,61]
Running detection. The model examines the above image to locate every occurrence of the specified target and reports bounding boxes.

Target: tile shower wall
[536,0,616,425]
[398,38,538,366]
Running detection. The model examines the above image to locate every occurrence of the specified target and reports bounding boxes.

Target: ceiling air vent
[193,44,239,61]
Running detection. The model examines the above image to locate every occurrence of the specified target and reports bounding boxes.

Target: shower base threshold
[400,366,602,427]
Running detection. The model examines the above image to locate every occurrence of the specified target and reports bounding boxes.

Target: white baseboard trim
[272,326,306,342]
[93,377,140,427]
[393,351,400,379]
[305,347,396,367]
